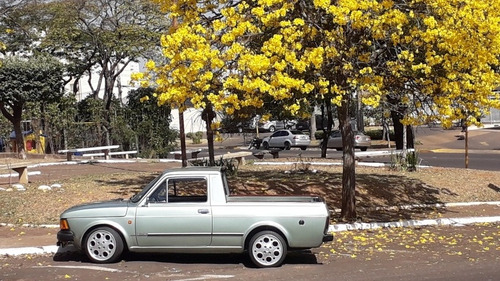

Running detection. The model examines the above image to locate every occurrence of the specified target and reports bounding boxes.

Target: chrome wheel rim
[251,233,284,266]
[86,229,117,262]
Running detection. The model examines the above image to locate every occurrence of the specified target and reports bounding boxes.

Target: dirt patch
[0,158,499,225]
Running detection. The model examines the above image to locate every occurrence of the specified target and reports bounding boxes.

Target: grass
[0,159,499,225]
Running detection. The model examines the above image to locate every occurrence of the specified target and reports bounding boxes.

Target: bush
[187,131,203,144]
[190,157,239,175]
[390,150,420,172]
[315,131,325,140]
[365,129,395,140]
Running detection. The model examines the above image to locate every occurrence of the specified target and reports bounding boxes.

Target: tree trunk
[310,110,316,140]
[391,110,414,150]
[338,95,356,221]
[320,100,334,158]
[202,105,216,166]
[179,109,187,167]
[0,102,26,159]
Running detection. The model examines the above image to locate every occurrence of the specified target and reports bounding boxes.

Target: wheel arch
[244,224,289,251]
[81,222,130,251]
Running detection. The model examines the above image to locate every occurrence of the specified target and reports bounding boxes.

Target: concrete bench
[169,149,203,160]
[252,149,280,159]
[58,145,120,161]
[190,151,253,166]
[0,163,30,184]
[82,150,138,159]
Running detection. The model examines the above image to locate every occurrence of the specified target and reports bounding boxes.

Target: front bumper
[57,230,75,247]
[323,233,334,242]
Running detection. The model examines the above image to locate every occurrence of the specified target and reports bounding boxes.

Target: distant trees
[0,55,64,158]
[0,0,177,156]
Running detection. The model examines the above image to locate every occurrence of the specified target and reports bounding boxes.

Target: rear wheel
[269,126,276,132]
[300,146,307,151]
[84,227,124,263]
[249,230,287,268]
[360,147,368,151]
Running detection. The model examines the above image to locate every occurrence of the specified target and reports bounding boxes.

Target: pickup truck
[57,167,333,267]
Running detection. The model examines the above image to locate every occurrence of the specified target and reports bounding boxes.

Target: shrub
[187,131,203,144]
[365,129,395,140]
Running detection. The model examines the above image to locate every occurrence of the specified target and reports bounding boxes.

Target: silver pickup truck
[57,167,333,267]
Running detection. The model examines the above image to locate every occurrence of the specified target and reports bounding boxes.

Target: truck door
[135,176,212,247]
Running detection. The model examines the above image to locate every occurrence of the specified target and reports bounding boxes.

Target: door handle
[198,209,209,214]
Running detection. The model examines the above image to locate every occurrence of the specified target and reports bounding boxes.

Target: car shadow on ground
[52,249,319,268]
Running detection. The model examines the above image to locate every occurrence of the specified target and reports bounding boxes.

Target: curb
[1,202,500,257]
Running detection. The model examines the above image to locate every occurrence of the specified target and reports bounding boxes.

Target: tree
[143,0,500,221]
[37,0,169,145]
[126,87,177,158]
[0,55,64,158]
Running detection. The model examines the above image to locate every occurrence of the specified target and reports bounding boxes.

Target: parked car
[236,117,296,133]
[261,129,311,150]
[322,130,371,151]
[258,119,296,132]
[57,167,333,268]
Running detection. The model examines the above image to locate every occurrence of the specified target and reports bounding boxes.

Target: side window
[167,178,208,203]
[149,181,167,203]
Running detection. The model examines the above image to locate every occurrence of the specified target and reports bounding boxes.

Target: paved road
[2,223,499,280]
[210,126,500,171]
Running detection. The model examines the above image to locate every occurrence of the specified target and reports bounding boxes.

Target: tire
[84,227,124,263]
[269,126,276,132]
[262,142,269,150]
[360,147,368,151]
[284,142,291,150]
[300,146,307,151]
[249,230,287,268]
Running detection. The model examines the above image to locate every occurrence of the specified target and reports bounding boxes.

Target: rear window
[291,130,305,135]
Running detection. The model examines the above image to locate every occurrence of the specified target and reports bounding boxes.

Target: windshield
[130,173,163,203]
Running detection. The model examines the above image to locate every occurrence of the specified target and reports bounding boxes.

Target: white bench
[82,150,138,159]
[0,163,30,184]
[169,149,203,160]
[58,145,120,161]
[190,151,253,165]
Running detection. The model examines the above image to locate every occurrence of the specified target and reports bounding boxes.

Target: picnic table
[58,145,120,161]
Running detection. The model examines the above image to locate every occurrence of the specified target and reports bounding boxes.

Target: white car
[262,130,310,150]
[258,120,295,132]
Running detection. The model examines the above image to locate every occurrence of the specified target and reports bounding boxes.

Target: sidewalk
[1,202,499,257]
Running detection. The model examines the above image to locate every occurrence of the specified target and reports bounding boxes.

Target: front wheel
[249,230,287,268]
[284,142,291,150]
[84,227,124,263]
[269,126,276,132]
[262,142,269,150]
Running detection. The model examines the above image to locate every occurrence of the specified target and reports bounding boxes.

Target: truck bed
[226,195,323,203]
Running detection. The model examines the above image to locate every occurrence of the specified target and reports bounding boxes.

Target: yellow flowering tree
[145,0,500,220]
[382,0,500,129]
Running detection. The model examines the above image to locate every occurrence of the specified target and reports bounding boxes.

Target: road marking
[33,265,121,273]
[480,142,489,146]
[171,275,234,281]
